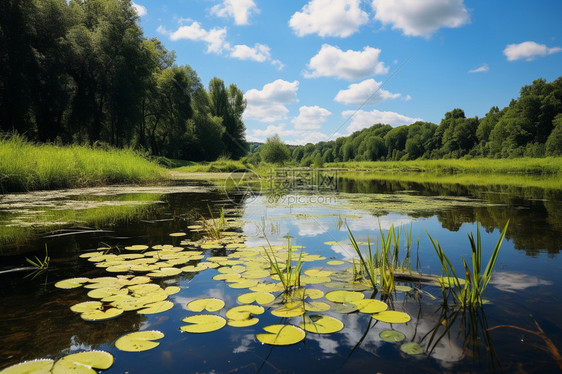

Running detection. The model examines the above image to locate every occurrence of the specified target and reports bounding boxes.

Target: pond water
[1,173,562,373]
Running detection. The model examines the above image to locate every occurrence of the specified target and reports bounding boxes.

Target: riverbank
[0,135,165,193]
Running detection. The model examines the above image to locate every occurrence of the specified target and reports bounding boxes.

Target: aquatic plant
[262,237,304,293]
[200,206,226,240]
[427,221,509,308]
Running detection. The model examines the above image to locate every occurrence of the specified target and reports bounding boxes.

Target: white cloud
[292,106,332,130]
[334,79,401,105]
[161,22,230,54]
[468,63,489,73]
[250,124,332,145]
[503,41,562,61]
[230,43,270,62]
[244,80,299,122]
[210,0,259,25]
[343,109,422,132]
[289,0,369,38]
[305,44,388,81]
[372,0,469,37]
[131,2,147,17]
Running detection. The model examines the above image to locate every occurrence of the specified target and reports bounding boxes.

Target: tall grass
[0,134,165,192]
[263,238,304,293]
[173,157,249,173]
[329,158,562,175]
[428,222,509,308]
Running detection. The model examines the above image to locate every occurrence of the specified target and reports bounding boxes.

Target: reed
[427,221,509,308]
[263,238,304,293]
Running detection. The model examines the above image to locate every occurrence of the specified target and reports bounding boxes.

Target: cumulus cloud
[210,0,259,25]
[289,0,369,38]
[503,41,562,61]
[305,44,388,81]
[292,106,332,130]
[334,79,401,105]
[131,2,147,17]
[468,63,489,73]
[244,80,299,122]
[372,0,469,37]
[343,109,422,132]
[159,22,282,68]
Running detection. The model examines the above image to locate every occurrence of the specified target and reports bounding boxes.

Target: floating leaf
[325,290,365,303]
[87,287,128,299]
[164,286,181,295]
[327,260,344,265]
[115,331,164,352]
[394,285,413,292]
[169,232,186,237]
[70,301,102,314]
[181,263,209,273]
[51,351,113,374]
[400,342,423,355]
[241,269,270,279]
[300,315,344,334]
[372,311,411,324]
[217,265,246,274]
[256,325,305,346]
[249,282,284,293]
[109,296,146,311]
[187,298,225,312]
[237,292,275,305]
[304,301,331,312]
[225,305,264,321]
[55,278,89,289]
[180,315,226,333]
[81,307,123,321]
[147,267,182,278]
[227,318,259,327]
[138,301,174,315]
[271,303,305,318]
[124,245,149,251]
[353,299,388,314]
[379,330,406,343]
[228,279,258,289]
[212,273,241,282]
[327,302,358,314]
[0,359,54,374]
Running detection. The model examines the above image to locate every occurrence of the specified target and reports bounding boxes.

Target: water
[1,174,561,373]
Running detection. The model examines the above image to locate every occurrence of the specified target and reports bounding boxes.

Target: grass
[200,207,226,240]
[328,158,562,175]
[173,157,250,173]
[0,134,166,193]
[427,221,509,308]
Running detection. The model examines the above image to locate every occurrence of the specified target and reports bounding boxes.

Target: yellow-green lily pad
[373,311,411,324]
[271,302,305,318]
[304,301,331,312]
[124,245,149,251]
[164,286,181,295]
[379,330,406,343]
[180,315,226,333]
[138,301,174,315]
[353,299,388,314]
[395,285,413,292]
[237,292,275,305]
[256,324,305,346]
[300,315,344,334]
[51,351,113,373]
[169,232,186,237]
[186,298,225,312]
[225,305,264,320]
[327,260,345,265]
[181,263,209,273]
[55,277,90,289]
[81,307,123,321]
[115,330,164,352]
[325,290,365,303]
[227,318,259,327]
[0,359,54,374]
[147,267,182,278]
[228,279,259,289]
[400,342,423,355]
[212,273,241,282]
[70,301,102,314]
[249,283,284,293]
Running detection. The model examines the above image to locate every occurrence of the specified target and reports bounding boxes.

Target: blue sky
[132,0,562,145]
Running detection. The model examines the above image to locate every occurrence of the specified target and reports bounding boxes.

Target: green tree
[546,114,562,156]
[261,135,290,164]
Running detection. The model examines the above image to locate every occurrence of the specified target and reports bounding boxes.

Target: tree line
[251,77,562,165]
[0,0,248,160]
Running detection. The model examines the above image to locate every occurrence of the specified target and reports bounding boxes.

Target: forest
[250,77,562,166]
[0,0,247,161]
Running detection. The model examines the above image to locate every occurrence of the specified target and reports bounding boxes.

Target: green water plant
[200,206,226,240]
[427,221,509,308]
[262,237,304,293]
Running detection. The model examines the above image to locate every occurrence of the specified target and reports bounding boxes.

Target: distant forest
[248,77,562,166]
[0,0,247,160]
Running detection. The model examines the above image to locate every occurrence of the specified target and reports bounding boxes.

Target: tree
[546,114,562,156]
[260,135,290,164]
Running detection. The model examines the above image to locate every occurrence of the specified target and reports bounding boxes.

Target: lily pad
[300,315,344,334]
[70,301,102,314]
[303,301,331,312]
[400,342,424,355]
[181,263,209,273]
[353,299,388,314]
[327,302,358,314]
[147,267,182,278]
[138,301,174,315]
[0,359,54,374]
[271,303,306,318]
[115,330,164,352]
[186,298,225,312]
[372,311,411,324]
[81,307,124,321]
[249,283,284,293]
[228,279,259,289]
[327,260,345,265]
[164,286,181,295]
[55,277,90,289]
[180,315,226,333]
[227,318,259,327]
[51,351,114,374]
[124,245,149,251]
[379,330,406,343]
[169,232,186,237]
[256,325,306,346]
[225,305,264,320]
[395,285,413,292]
[325,290,365,303]
[237,292,275,305]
